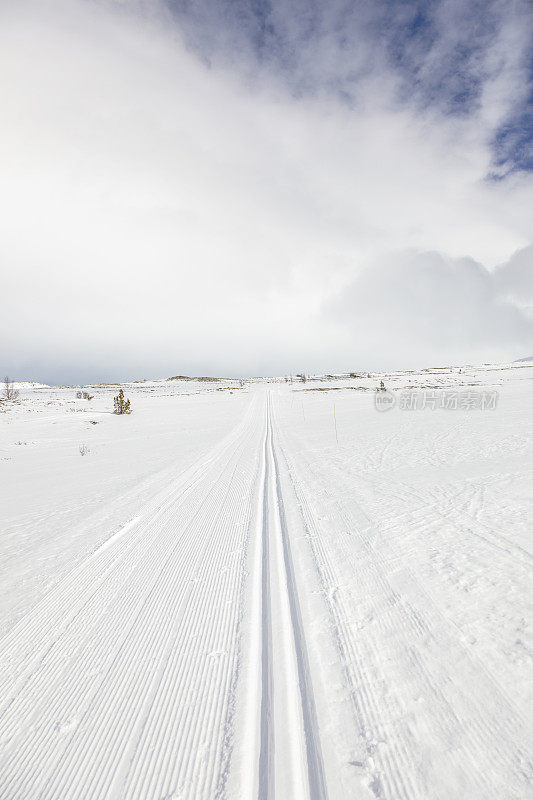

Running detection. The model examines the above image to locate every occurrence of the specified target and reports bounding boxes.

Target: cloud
[166,0,532,143]
[0,0,531,381]
[327,248,533,368]
[494,245,533,304]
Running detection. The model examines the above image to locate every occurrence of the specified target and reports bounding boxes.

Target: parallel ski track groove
[275,433,425,800]
[258,398,274,800]
[269,413,328,800]
[258,394,327,800]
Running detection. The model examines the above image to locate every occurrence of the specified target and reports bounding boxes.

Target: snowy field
[0,365,531,799]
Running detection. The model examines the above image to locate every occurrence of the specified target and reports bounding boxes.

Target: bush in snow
[79,444,90,456]
[3,376,19,401]
[113,389,131,415]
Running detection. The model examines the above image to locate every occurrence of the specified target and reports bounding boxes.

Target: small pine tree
[114,389,131,415]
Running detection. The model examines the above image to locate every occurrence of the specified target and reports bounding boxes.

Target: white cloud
[494,246,533,305]
[326,248,533,370]
[0,0,531,380]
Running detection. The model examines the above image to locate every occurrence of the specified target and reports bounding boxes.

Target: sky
[1,0,532,382]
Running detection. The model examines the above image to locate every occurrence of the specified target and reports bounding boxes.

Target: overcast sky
[1,0,532,382]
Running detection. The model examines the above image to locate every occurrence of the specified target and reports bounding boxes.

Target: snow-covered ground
[0,365,531,799]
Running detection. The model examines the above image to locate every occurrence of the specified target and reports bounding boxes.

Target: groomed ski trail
[0,391,328,800]
[0,395,262,799]
[255,393,327,800]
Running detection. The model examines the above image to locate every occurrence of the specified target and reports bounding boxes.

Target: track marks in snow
[89,515,143,558]
[258,407,274,800]
[0,397,263,800]
[0,392,330,800]
[256,395,327,800]
[276,425,533,800]
[4,385,528,799]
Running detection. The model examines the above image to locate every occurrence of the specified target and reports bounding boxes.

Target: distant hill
[514,356,533,362]
[167,375,221,382]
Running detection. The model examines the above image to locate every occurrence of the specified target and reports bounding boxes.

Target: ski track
[257,395,327,800]
[1,386,531,800]
[0,391,327,800]
[275,402,532,800]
